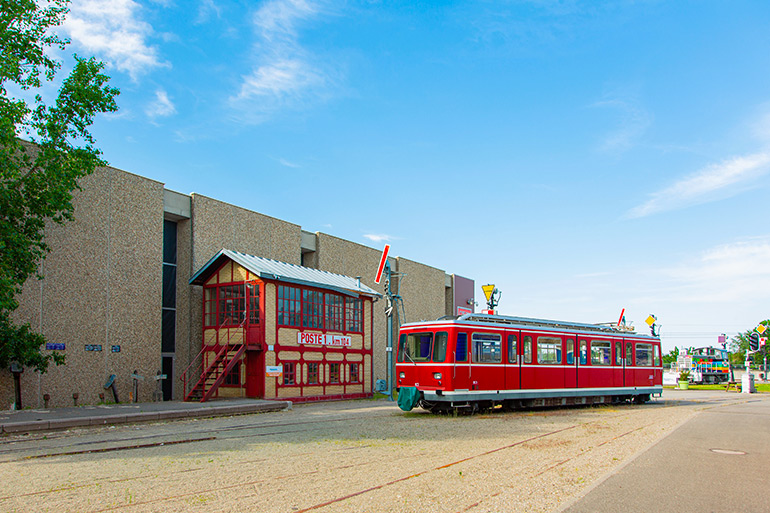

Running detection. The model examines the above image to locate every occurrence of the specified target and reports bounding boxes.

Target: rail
[181,317,247,398]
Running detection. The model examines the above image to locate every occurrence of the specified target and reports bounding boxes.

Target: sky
[36,0,770,352]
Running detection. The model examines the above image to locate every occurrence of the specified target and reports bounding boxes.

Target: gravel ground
[0,390,752,512]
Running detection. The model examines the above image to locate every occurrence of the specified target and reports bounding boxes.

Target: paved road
[564,390,770,513]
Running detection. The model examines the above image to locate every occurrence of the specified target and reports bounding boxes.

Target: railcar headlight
[433,372,442,380]
[399,372,405,378]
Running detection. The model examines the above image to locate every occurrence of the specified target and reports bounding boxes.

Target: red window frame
[277,284,364,334]
[223,361,240,386]
[329,363,340,384]
[350,363,360,383]
[204,282,260,328]
[307,362,319,384]
[283,362,296,385]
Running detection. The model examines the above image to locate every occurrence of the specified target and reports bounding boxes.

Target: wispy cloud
[627,152,770,218]
[276,157,301,168]
[229,0,339,123]
[196,0,222,24]
[145,89,176,120]
[363,233,395,243]
[591,96,652,153]
[662,237,770,303]
[62,0,166,80]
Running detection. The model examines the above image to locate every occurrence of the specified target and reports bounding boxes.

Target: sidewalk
[563,390,770,513]
[0,398,292,434]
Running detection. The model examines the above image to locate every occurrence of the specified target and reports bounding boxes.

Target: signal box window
[566,339,574,364]
[508,334,517,363]
[398,333,433,362]
[472,333,502,363]
[579,340,588,365]
[308,362,320,384]
[433,332,448,362]
[591,341,611,365]
[329,363,341,383]
[350,363,360,383]
[224,362,240,386]
[537,337,562,364]
[283,362,296,385]
[523,336,533,364]
[456,333,468,362]
[636,344,653,366]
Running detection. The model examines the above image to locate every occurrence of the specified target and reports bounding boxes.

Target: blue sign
[85,344,103,352]
[111,345,121,353]
[46,343,65,351]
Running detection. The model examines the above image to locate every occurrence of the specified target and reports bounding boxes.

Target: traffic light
[749,332,760,351]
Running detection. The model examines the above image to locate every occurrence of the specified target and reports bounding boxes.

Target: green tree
[0,0,119,372]
[662,346,679,366]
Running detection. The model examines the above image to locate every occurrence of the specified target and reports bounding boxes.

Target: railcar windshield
[398,332,433,362]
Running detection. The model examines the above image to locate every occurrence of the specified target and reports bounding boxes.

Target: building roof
[189,249,381,298]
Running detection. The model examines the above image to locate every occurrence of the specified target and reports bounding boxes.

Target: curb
[0,401,291,435]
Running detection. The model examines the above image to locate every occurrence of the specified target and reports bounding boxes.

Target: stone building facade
[4,165,475,408]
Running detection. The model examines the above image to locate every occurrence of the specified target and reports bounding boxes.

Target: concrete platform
[0,399,292,434]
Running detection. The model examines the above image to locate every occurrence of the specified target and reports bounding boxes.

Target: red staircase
[184,343,246,402]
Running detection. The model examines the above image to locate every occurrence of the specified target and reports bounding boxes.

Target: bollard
[72,392,78,406]
[43,393,50,409]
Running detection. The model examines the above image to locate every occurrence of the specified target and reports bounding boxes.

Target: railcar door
[470,332,504,391]
[564,337,577,388]
[623,339,635,386]
[613,338,624,387]
[577,338,589,387]
[504,332,521,390]
[452,331,471,390]
[519,334,536,389]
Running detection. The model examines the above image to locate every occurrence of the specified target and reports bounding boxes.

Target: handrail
[181,316,247,398]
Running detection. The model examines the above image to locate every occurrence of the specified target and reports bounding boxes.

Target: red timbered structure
[186,249,380,403]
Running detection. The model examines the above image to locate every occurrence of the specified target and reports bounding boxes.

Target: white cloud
[197,0,222,24]
[627,152,770,218]
[145,89,176,119]
[229,0,338,122]
[277,157,301,168]
[62,0,166,80]
[363,233,395,243]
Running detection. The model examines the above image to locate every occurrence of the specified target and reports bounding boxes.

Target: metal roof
[189,249,381,298]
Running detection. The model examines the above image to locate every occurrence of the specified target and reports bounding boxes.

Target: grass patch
[665,383,770,392]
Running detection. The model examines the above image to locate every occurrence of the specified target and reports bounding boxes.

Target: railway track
[0,398,712,512]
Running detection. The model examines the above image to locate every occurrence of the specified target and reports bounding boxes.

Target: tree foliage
[662,346,679,366]
[0,0,119,372]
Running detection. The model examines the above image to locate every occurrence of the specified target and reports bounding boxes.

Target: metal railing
[182,316,247,399]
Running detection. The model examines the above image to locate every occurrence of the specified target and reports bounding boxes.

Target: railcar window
[472,333,502,363]
[636,343,653,366]
[434,332,448,362]
[507,334,517,363]
[615,343,622,365]
[591,341,611,365]
[456,333,468,362]
[398,333,433,362]
[654,345,661,367]
[537,337,562,364]
[566,339,574,364]
[625,342,633,365]
[523,336,533,364]
[579,340,587,365]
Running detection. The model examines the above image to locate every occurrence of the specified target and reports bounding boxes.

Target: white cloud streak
[230,0,337,122]
[363,234,395,243]
[627,152,770,218]
[145,89,176,119]
[62,0,166,80]
[592,97,652,153]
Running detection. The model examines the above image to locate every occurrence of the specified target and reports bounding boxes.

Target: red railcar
[395,313,663,413]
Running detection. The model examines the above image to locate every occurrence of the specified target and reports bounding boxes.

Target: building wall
[10,167,164,408]
[5,167,468,408]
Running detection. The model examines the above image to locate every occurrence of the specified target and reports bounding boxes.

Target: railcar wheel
[633,394,650,404]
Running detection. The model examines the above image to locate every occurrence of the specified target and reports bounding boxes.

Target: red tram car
[396,313,663,413]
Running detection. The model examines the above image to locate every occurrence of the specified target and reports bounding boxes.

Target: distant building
[3,165,474,407]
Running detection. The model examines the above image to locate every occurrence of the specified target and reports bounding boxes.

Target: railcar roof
[400,313,659,339]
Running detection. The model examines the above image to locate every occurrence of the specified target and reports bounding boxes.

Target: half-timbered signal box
[187,249,380,403]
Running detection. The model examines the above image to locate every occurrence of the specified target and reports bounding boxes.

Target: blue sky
[47,0,770,351]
